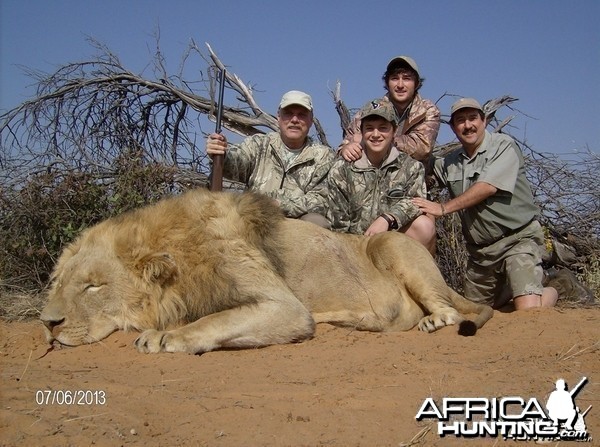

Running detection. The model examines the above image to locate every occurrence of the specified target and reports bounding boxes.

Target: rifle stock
[210,68,226,192]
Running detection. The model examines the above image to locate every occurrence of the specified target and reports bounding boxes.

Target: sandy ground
[1,308,598,447]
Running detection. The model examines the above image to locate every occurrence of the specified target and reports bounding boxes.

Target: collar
[459,130,491,160]
[353,146,402,170]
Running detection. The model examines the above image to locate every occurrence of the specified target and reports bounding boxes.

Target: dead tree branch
[0,39,330,194]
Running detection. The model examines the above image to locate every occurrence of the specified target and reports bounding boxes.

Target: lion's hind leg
[417,307,463,333]
[367,232,486,335]
[415,287,493,335]
[312,310,386,332]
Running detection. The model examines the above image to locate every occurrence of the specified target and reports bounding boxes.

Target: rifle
[569,376,588,398]
[209,68,226,192]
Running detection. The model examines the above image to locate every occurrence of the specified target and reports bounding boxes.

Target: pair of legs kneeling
[504,287,558,310]
[403,216,559,311]
[301,212,438,256]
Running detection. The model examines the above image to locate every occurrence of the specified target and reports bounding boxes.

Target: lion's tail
[448,288,494,336]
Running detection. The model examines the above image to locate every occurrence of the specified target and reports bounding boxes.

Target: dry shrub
[0,155,177,296]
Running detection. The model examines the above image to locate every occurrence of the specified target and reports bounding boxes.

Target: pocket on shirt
[386,187,408,199]
[447,169,480,195]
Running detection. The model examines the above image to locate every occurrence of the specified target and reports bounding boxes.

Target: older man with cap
[206,90,334,227]
[328,98,434,251]
[412,98,558,310]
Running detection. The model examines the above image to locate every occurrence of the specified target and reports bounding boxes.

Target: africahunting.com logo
[416,376,592,442]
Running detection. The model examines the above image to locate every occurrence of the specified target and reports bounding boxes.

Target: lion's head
[40,221,183,347]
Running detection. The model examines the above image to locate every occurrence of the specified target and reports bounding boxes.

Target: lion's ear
[134,252,178,285]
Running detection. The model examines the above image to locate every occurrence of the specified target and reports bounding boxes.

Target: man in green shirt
[412,98,558,310]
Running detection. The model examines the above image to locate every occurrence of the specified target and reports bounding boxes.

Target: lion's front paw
[417,310,460,333]
[134,329,166,353]
[134,329,186,353]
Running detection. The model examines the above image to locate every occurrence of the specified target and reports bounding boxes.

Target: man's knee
[403,214,436,246]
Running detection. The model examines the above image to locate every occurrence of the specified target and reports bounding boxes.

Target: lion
[40,189,493,354]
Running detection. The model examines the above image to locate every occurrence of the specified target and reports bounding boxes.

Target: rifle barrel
[210,68,226,192]
[569,376,588,397]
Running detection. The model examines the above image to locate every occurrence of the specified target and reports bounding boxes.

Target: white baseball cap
[279,90,313,111]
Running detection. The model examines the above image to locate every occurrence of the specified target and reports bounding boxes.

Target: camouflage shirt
[344,93,440,162]
[222,132,334,217]
[327,147,426,234]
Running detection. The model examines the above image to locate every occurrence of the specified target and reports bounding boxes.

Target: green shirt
[433,131,539,245]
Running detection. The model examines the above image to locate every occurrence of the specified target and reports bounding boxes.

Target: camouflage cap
[359,99,398,125]
[386,56,420,78]
[450,97,483,116]
[279,90,313,111]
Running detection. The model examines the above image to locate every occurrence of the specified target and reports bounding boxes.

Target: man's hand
[206,133,228,158]
[412,197,445,217]
[339,140,363,162]
[412,181,497,217]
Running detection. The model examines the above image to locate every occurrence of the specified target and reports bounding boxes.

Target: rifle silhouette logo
[545,376,591,433]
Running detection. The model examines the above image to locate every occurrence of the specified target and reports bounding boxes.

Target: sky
[1,0,599,156]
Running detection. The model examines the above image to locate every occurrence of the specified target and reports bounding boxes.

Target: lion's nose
[40,301,68,340]
[41,316,65,332]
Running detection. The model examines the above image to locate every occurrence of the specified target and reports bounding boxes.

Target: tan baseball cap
[386,56,420,78]
[279,90,313,111]
[360,98,398,125]
[450,97,483,116]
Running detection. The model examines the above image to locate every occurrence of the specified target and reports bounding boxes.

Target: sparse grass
[0,289,46,321]
[399,424,432,447]
[556,341,600,362]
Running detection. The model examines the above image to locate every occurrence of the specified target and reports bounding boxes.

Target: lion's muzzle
[39,300,70,343]
[40,314,64,343]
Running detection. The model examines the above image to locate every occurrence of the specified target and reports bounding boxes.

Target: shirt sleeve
[326,160,353,232]
[477,136,520,194]
[222,135,261,183]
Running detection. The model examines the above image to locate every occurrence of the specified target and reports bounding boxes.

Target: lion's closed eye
[84,284,105,293]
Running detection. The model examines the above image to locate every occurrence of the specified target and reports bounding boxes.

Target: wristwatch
[380,213,399,231]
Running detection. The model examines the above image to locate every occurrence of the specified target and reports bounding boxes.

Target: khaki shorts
[464,221,545,308]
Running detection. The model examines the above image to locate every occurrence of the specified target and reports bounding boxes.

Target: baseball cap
[450,97,483,116]
[359,98,398,125]
[386,56,420,78]
[279,90,313,111]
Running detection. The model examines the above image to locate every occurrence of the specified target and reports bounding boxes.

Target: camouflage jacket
[344,93,440,162]
[327,147,426,234]
[222,132,334,217]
